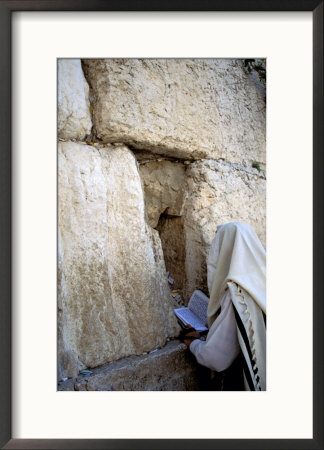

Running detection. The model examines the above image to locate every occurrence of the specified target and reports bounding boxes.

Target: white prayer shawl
[207,222,266,325]
[190,222,266,391]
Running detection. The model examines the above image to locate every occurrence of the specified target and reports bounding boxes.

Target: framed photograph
[1,1,322,449]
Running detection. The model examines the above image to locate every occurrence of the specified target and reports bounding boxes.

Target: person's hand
[184,330,200,347]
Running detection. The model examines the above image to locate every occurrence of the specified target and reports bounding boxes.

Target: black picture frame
[0,2,323,449]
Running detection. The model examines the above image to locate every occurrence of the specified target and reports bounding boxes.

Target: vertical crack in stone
[137,156,190,303]
[156,213,187,301]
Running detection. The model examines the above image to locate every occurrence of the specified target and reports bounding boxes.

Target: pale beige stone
[58,141,179,379]
[58,59,92,140]
[82,58,265,166]
[139,160,186,228]
[182,160,266,300]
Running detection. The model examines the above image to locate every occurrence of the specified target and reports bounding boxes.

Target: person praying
[184,222,266,391]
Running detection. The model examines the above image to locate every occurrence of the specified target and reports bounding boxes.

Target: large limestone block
[58,340,205,391]
[58,59,92,140]
[183,160,266,300]
[58,142,179,379]
[139,160,186,228]
[82,59,265,165]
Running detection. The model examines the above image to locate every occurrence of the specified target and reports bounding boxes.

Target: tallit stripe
[232,304,254,368]
[233,304,261,390]
[241,352,255,391]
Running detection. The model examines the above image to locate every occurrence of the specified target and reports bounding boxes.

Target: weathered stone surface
[58,340,211,391]
[82,59,265,166]
[137,159,188,300]
[182,160,266,300]
[58,59,92,140]
[241,59,266,100]
[58,141,180,379]
[139,160,186,228]
[156,216,186,295]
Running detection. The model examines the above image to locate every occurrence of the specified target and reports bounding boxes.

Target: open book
[174,290,209,332]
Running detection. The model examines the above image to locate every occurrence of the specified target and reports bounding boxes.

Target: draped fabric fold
[207,222,266,327]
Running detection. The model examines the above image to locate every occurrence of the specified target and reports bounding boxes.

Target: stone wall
[58,58,266,383]
[82,59,266,166]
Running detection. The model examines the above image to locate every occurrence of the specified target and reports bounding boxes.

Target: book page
[174,307,208,331]
[188,290,209,325]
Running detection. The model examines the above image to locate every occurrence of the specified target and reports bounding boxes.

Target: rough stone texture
[182,160,266,300]
[58,59,92,140]
[139,160,186,228]
[241,59,266,100]
[58,340,212,391]
[138,159,188,297]
[82,59,266,166]
[156,216,186,295]
[58,141,180,379]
